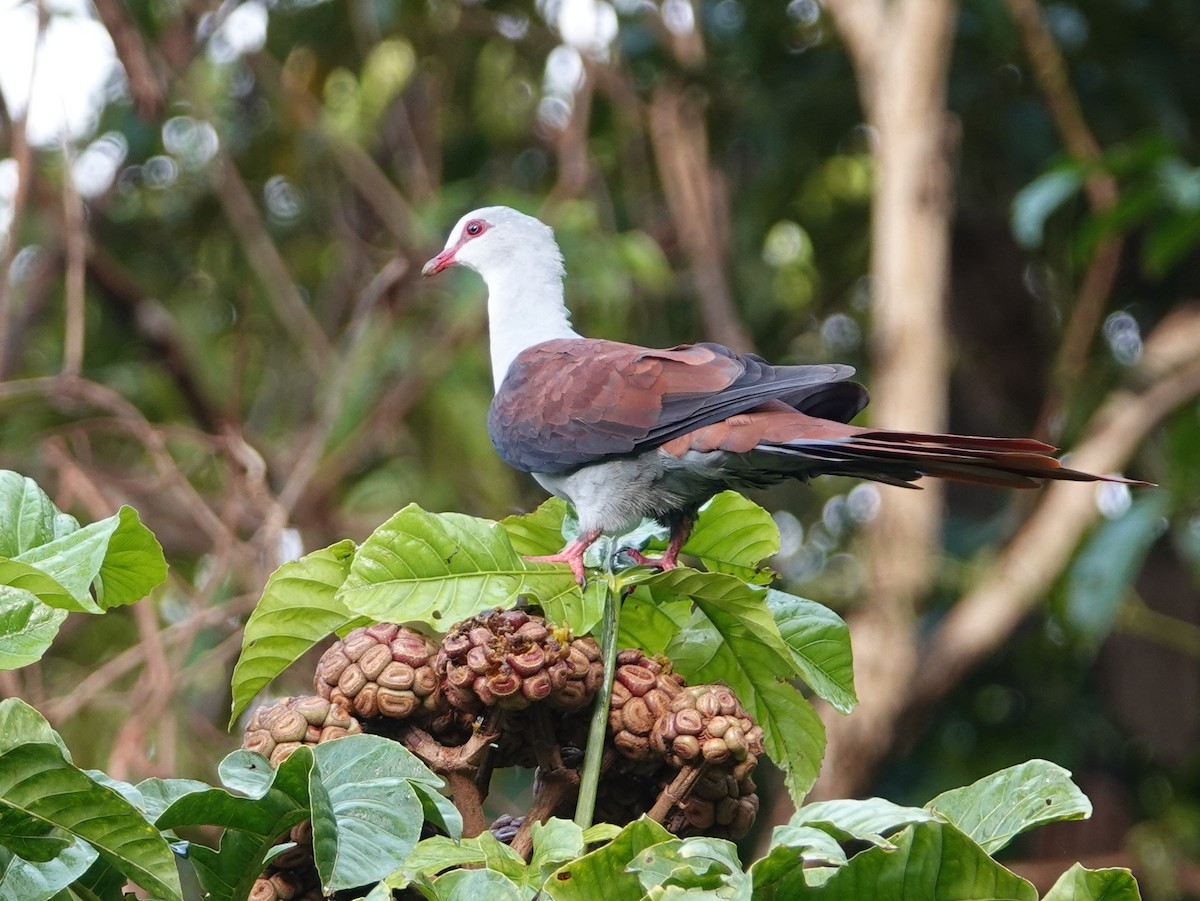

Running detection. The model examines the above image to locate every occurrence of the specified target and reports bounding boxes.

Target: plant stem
[575,574,621,830]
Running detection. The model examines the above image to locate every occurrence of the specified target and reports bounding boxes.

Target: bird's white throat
[482,243,580,390]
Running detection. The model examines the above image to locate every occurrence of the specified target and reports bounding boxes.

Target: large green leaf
[15,506,167,612]
[0,808,71,862]
[0,561,80,612]
[1042,864,1141,900]
[542,817,673,901]
[0,742,182,901]
[627,836,749,898]
[750,825,849,894]
[0,472,79,558]
[431,867,527,901]
[228,540,365,727]
[337,504,582,631]
[799,821,1037,901]
[529,818,585,888]
[790,798,935,848]
[655,569,825,800]
[0,699,71,756]
[499,498,572,556]
[925,759,1092,855]
[615,588,690,655]
[0,839,97,901]
[158,748,313,901]
[677,491,780,584]
[310,734,442,890]
[766,589,857,714]
[0,593,68,670]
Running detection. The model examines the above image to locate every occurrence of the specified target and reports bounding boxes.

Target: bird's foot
[621,549,680,572]
[524,537,594,586]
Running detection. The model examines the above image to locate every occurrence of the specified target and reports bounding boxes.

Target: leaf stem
[575,573,621,830]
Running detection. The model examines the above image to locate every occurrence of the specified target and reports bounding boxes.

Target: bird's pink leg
[525,530,601,586]
[624,518,694,571]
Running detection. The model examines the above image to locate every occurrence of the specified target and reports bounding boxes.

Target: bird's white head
[421,206,563,281]
[423,206,579,389]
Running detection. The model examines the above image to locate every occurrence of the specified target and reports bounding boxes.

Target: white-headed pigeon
[423,206,1135,584]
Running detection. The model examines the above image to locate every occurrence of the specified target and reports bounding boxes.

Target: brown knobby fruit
[314,623,445,723]
[242,696,362,768]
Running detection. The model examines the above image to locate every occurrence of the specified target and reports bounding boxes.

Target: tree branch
[90,0,167,119]
[209,151,332,368]
[1005,0,1124,440]
[911,311,1200,713]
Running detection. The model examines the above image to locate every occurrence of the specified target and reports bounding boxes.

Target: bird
[422,205,1135,585]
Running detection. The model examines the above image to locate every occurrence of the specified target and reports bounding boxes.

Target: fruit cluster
[242,607,764,890]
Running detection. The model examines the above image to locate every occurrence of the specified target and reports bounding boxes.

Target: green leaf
[766,589,857,714]
[394,835,486,884]
[616,588,691,656]
[750,825,848,894]
[337,504,582,632]
[1064,491,1170,647]
[529,818,585,887]
[628,836,748,897]
[0,560,81,612]
[0,839,97,901]
[228,540,365,727]
[15,506,167,612]
[0,808,72,861]
[0,590,67,670]
[656,569,825,801]
[158,748,313,901]
[677,492,780,584]
[542,817,673,901]
[800,821,1037,901]
[431,867,527,901]
[310,734,437,890]
[925,759,1092,855]
[790,798,934,848]
[1011,166,1085,248]
[0,472,79,558]
[0,698,71,760]
[130,778,213,821]
[1042,864,1142,900]
[499,498,572,556]
[0,742,182,901]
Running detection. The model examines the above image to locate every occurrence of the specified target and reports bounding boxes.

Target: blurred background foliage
[0,0,1199,895]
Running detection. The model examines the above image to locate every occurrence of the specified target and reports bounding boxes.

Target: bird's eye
[465,220,484,236]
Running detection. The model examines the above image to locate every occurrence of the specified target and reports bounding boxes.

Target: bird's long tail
[771,428,1129,488]
[675,405,1144,488]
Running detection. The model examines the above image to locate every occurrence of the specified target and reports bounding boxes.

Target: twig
[1117,596,1200,661]
[0,4,44,378]
[89,0,166,119]
[647,81,752,352]
[1006,0,1123,439]
[61,144,87,377]
[208,151,332,368]
[821,0,885,117]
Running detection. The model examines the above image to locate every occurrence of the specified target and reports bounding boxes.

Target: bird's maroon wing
[487,338,865,473]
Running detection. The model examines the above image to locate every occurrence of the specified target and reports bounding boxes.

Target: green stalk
[575,574,621,830]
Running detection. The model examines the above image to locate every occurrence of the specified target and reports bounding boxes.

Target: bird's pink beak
[421,249,456,277]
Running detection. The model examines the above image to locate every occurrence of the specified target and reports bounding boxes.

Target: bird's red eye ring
[465,220,486,237]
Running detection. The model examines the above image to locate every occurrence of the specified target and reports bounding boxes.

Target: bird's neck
[485,265,579,390]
